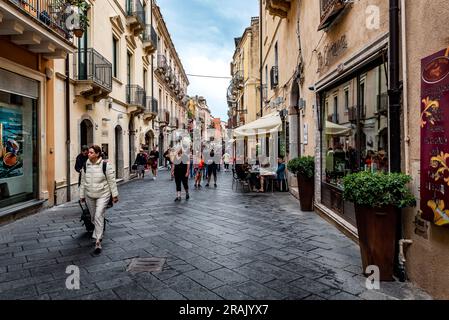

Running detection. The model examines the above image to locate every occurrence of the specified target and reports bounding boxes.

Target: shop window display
[0,91,38,209]
[322,65,389,190]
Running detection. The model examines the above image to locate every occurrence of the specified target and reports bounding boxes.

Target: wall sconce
[107,97,113,109]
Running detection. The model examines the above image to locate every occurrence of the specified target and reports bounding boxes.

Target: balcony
[377,92,388,116]
[262,84,268,102]
[164,67,172,83]
[270,66,279,89]
[348,106,357,123]
[126,0,145,36]
[156,54,168,74]
[233,70,244,88]
[1,0,75,59]
[170,74,177,89]
[74,48,112,102]
[227,83,236,105]
[142,24,157,55]
[143,97,158,121]
[126,84,146,112]
[318,0,347,31]
[265,0,292,19]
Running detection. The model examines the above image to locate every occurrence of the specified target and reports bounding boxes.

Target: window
[274,42,279,67]
[322,65,389,192]
[344,89,349,112]
[333,95,338,123]
[143,69,147,92]
[0,91,38,209]
[127,52,132,86]
[112,37,118,78]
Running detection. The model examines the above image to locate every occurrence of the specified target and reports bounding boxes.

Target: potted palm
[343,171,416,281]
[287,156,315,211]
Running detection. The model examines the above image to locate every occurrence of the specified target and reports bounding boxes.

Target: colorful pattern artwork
[0,107,24,179]
[421,48,449,227]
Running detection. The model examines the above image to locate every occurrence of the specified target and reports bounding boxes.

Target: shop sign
[317,35,348,75]
[420,48,449,227]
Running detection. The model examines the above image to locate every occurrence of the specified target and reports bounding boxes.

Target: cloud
[157,0,259,120]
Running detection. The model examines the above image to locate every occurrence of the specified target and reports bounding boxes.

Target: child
[194,157,205,189]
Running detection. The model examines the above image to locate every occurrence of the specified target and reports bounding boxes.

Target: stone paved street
[0,170,432,300]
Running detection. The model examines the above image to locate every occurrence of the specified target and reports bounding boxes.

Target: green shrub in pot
[287,156,314,178]
[288,156,315,211]
[342,171,417,281]
[342,171,416,209]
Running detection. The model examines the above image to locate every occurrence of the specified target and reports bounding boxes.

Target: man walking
[134,149,147,179]
[222,152,231,172]
[75,145,89,186]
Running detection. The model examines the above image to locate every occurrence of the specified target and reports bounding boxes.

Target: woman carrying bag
[80,145,119,254]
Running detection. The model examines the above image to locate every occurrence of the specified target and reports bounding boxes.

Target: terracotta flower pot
[74,29,84,38]
[297,174,314,212]
[354,204,398,281]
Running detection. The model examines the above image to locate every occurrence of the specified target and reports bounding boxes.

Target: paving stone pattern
[0,169,432,300]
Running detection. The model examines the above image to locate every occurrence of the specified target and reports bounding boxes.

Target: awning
[325,121,352,136]
[233,112,282,137]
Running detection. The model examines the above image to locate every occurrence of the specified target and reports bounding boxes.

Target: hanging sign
[420,47,449,227]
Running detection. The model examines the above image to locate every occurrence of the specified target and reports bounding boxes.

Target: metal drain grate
[126,257,166,273]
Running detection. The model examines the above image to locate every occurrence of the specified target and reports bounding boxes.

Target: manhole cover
[126,257,166,273]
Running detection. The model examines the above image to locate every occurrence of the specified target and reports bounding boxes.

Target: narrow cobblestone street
[0,170,431,300]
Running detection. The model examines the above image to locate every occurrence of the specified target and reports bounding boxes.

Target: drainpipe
[389,0,404,280]
[65,55,71,202]
[400,0,410,175]
[259,0,263,118]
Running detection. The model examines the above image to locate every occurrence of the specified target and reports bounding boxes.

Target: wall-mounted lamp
[107,97,113,109]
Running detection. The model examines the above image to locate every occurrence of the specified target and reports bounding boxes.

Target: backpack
[82,161,113,209]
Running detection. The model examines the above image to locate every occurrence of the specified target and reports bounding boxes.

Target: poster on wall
[0,107,24,179]
[420,48,449,227]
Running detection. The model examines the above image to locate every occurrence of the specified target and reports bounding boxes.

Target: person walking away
[172,147,190,201]
[149,145,159,180]
[206,149,218,188]
[80,145,119,255]
[134,149,147,179]
[75,145,89,187]
[222,152,231,172]
[163,148,171,170]
[194,156,205,188]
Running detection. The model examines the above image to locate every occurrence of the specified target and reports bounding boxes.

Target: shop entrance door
[115,125,124,179]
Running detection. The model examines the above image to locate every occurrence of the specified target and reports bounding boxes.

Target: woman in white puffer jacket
[80,145,119,254]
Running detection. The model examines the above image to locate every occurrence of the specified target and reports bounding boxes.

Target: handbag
[132,164,138,171]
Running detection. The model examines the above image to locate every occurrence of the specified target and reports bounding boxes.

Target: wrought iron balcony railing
[145,97,158,114]
[318,0,347,31]
[8,0,72,40]
[157,54,168,73]
[143,24,157,52]
[74,48,112,92]
[126,0,145,27]
[126,84,146,108]
[233,70,244,86]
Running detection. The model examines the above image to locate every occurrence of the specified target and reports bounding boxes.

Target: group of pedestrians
[134,146,159,180]
[73,143,231,254]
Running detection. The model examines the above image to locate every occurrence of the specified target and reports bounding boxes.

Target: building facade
[0,0,75,217]
[260,0,449,299]
[48,0,188,204]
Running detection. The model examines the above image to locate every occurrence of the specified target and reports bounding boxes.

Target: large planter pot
[355,205,398,281]
[297,174,314,211]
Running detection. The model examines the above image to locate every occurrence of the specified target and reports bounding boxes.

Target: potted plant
[68,0,90,38]
[287,156,315,211]
[343,171,416,281]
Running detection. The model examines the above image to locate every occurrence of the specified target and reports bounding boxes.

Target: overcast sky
[157,0,259,121]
